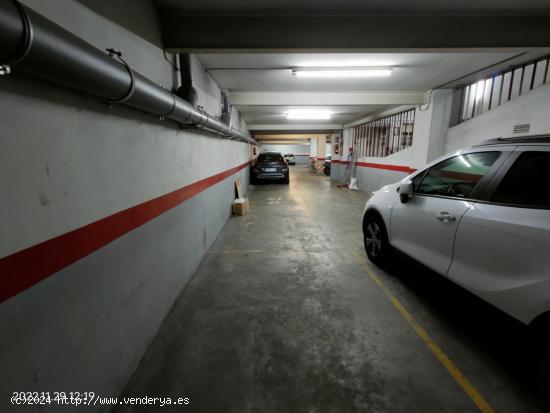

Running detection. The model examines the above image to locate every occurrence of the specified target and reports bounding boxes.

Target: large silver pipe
[0,0,257,145]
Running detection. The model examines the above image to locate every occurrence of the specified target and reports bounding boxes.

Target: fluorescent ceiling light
[286,110,332,120]
[297,60,394,67]
[292,67,393,78]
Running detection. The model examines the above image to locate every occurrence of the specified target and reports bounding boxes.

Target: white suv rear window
[492,151,550,208]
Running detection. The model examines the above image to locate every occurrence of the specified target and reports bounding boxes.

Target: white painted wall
[446,82,550,152]
[336,82,550,194]
[0,0,250,408]
[0,0,250,258]
[338,90,453,170]
[260,144,310,164]
[261,144,310,155]
[427,90,454,161]
[333,90,453,193]
[0,84,250,258]
[356,90,453,169]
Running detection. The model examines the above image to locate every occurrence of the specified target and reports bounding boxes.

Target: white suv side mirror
[399,181,414,203]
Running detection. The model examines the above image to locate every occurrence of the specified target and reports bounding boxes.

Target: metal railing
[459,55,550,123]
[352,109,415,157]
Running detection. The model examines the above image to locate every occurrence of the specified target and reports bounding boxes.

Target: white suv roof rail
[476,135,550,147]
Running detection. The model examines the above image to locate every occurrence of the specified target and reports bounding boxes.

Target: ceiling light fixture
[296,60,394,67]
[292,67,393,78]
[285,110,332,120]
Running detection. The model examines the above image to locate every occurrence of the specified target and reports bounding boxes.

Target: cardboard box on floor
[232,198,249,216]
[232,179,249,216]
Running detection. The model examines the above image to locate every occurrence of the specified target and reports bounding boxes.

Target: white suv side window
[413,152,500,199]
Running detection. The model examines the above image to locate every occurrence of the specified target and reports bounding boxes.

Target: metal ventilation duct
[176,53,199,107]
[220,90,232,128]
[0,0,257,145]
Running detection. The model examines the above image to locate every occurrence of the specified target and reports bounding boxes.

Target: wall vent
[513,124,531,134]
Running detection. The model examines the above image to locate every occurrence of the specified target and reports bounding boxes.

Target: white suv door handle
[436,212,456,222]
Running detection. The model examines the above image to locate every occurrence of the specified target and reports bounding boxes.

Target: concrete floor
[120,166,545,413]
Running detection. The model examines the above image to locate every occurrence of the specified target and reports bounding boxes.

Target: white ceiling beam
[259,141,311,145]
[256,135,311,140]
[231,92,426,106]
[249,124,343,131]
[344,105,417,128]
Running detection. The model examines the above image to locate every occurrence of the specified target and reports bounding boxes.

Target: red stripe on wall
[0,161,251,303]
[332,159,416,174]
[356,162,416,174]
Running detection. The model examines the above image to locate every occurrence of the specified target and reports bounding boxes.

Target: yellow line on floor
[352,252,495,413]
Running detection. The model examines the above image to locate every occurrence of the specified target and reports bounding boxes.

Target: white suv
[362,135,550,328]
[363,135,550,393]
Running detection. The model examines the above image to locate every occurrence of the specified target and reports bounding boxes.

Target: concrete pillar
[316,136,326,160]
[342,128,352,161]
[411,89,454,167]
[317,135,327,168]
[426,89,454,162]
[309,137,317,166]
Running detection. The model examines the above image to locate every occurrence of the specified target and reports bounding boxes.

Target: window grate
[352,109,415,158]
[459,54,550,123]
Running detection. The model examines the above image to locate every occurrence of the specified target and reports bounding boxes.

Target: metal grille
[513,124,531,134]
[459,55,550,123]
[352,109,415,157]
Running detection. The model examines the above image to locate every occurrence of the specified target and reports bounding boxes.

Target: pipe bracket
[162,94,177,119]
[105,48,136,105]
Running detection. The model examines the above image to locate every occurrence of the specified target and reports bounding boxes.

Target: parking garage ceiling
[197,53,524,93]
[198,52,512,125]
[151,0,550,130]
[196,51,550,128]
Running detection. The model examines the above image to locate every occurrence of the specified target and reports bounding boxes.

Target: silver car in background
[284,154,296,165]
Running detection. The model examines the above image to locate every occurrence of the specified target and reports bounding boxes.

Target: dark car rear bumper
[251,160,289,182]
[256,172,286,179]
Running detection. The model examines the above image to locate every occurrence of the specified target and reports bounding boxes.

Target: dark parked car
[323,155,331,176]
[251,152,289,184]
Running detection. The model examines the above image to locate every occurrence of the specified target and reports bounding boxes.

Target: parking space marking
[352,252,495,413]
